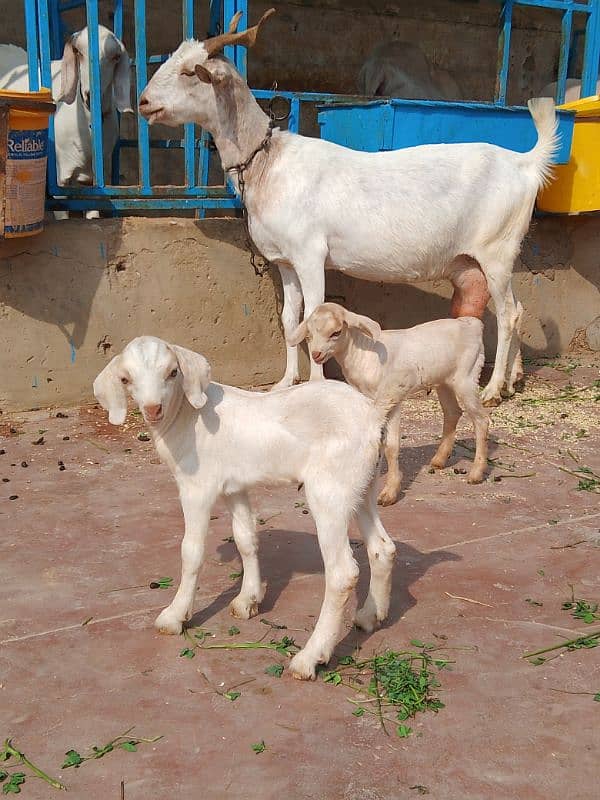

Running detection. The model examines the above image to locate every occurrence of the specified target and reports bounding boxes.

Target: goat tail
[525,97,560,188]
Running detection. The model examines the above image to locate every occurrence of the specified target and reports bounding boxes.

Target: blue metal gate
[20,0,600,214]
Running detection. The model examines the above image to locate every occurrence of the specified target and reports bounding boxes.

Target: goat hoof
[229,597,258,620]
[482,395,502,408]
[289,651,317,681]
[429,459,445,471]
[377,488,398,506]
[354,608,379,634]
[154,610,183,635]
[467,472,485,485]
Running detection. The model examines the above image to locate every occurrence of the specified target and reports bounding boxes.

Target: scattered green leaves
[594,693,600,702]
[0,739,66,793]
[323,644,456,738]
[223,691,241,702]
[523,631,600,664]
[228,626,240,636]
[562,597,600,625]
[251,740,266,754]
[179,647,196,659]
[154,577,173,589]
[229,571,243,580]
[265,664,284,678]
[62,728,162,770]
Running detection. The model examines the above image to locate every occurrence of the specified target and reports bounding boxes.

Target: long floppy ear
[170,344,212,409]
[287,320,308,346]
[93,354,128,425]
[113,41,134,113]
[59,34,80,104]
[344,310,382,340]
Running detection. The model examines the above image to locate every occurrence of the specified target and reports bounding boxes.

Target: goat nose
[139,93,148,108]
[144,403,163,421]
[312,350,322,362]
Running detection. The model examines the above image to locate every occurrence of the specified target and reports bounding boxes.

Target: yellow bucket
[538,95,600,214]
[0,88,55,238]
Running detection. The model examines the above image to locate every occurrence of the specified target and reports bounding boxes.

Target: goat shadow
[186,526,460,649]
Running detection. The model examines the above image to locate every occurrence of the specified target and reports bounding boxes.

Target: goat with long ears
[139,9,558,407]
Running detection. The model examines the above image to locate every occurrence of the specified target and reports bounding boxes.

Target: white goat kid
[290,304,489,506]
[138,11,558,407]
[0,26,132,218]
[93,336,396,680]
[358,40,462,100]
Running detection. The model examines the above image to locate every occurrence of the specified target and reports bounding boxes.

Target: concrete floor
[1,354,599,799]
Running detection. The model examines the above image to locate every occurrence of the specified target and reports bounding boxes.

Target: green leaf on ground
[265,664,284,678]
[251,740,266,754]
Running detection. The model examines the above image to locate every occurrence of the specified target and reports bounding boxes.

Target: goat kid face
[288,303,382,364]
[60,25,133,114]
[93,336,211,427]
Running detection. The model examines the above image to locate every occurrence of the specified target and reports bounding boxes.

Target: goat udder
[450,264,490,319]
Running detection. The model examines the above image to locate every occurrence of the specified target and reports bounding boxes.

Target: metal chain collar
[225,86,290,277]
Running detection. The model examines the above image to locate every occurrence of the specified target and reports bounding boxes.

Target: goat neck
[336,328,386,400]
[208,64,273,187]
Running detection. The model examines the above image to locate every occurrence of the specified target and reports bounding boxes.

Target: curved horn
[204,8,275,57]
[227,11,243,33]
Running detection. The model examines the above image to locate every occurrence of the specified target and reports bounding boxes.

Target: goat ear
[170,344,211,409]
[195,64,213,84]
[59,34,79,104]
[344,310,382,340]
[194,60,229,86]
[287,320,308,346]
[114,44,133,113]
[93,354,128,425]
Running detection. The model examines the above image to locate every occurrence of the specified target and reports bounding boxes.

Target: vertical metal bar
[111,0,124,188]
[86,0,105,187]
[183,0,195,189]
[24,0,40,92]
[581,1,600,98]
[223,0,246,77]
[208,0,221,35]
[38,0,59,194]
[134,0,151,192]
[288,96,300,134]
[48,0,63,59]
[495,0,513,105]
[556,9,573,104]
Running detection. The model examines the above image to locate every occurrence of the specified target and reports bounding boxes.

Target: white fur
[358,40,462,100]
[138,23,558,406]
[540,78,600,103]
[291,304,489,505]
[93,336,396,680]
[0,26,132,218]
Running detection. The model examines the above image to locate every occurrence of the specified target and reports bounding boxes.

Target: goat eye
[330,330,342,338]
[180,69,195,77]
[169,368,178,378]
[120,377,129,385]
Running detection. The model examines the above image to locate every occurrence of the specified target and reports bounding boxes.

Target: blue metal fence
[20,0,600,214]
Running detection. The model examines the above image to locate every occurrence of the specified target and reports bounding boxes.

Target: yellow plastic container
[538,95,600,214]
[0,88,55,238]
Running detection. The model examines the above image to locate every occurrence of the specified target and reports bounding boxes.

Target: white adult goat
[290,303,488,506]
[93,335,396,680]
[0,26,132,217]
[540,78,600,103]
[139,10,558,406]
[358,40,462,100]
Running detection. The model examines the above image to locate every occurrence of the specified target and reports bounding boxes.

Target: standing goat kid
[290,304,488,506]
[138,10,558,406]
[93,336,396,680]
[0,26,132,218]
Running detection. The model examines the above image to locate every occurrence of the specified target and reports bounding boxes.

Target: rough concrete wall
[1,216,598,413]
[0,218,289,411]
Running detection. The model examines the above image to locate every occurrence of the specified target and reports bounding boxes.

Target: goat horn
[204,8,275,57]
[227,11,243,33]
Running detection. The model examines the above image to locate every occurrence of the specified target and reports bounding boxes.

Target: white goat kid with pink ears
[93,336,396,680]
[289,303,489,506]
[138,9,558,407]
